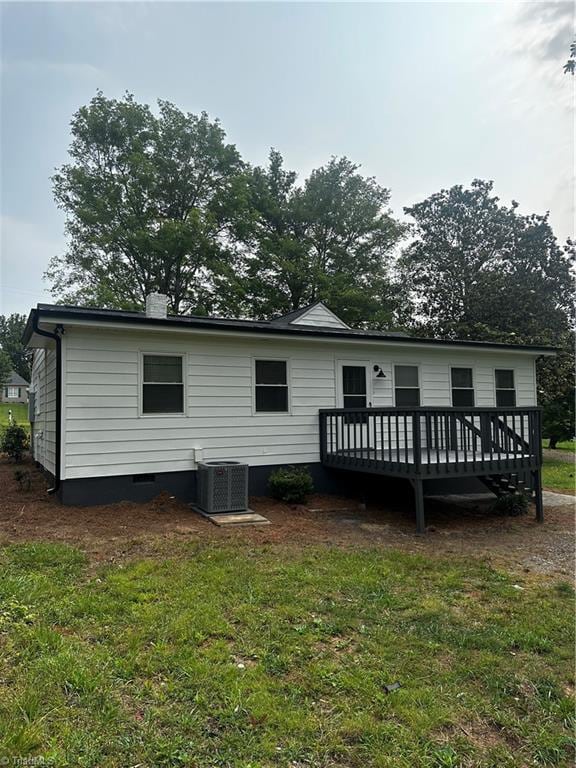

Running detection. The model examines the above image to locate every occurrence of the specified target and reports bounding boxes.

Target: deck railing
[319,406,542,478]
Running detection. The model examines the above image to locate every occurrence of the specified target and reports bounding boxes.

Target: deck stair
[480,472,532,498]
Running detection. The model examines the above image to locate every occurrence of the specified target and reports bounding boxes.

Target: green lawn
[542,440,575,452]
[542,458,575,492]
[542,441,575,492]
[0,542,573,767]
[0,402,29,429]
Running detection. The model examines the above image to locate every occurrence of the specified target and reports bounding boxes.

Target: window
[142,354,184,414]
[342,366,367,409]
[451,368,474,407]
[394,365,420,406]
[255,360,288,412]
[495,369,516,407]
[6,387,19,399]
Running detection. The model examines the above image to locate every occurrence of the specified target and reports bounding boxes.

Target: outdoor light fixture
[373,365,386,378]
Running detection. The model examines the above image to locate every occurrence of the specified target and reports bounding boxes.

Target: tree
[47,92,249,315]
[398,180,574,340]
[398,180,575,413]
[0,351,11,389]
[228,151,406,327]
[542,395,575,449]
[564,40,575,74]
[0,314,30,380]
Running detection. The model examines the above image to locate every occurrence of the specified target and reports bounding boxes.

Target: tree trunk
[548,435,558,449]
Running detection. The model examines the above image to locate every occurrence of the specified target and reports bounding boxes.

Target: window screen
[394,365,420,406]
[451,368,475,407]
[495,369,516,407]
[142,355,184,414]
[255,360,288,412]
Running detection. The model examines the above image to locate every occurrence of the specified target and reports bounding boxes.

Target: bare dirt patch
[543,448,575,463]
[0,457,573,579]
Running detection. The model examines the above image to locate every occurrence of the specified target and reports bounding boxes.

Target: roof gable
[271,301,349,329]
[6,370,29,386]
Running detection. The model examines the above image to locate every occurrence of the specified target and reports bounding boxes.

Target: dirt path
[543,448,575,463]
[0,457,573,580]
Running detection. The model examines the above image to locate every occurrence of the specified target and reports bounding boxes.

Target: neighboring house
[23,295,554,531]
[1,370,29,404]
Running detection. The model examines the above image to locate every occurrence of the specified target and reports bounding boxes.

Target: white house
[23,296,553,531]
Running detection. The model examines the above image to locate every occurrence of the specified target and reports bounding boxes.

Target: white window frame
[6,386,19,399]
[450,366,475,408]
[139,351,186,417]
[393,363,421,407]
[252,357,291,415]
[494,368,517,408]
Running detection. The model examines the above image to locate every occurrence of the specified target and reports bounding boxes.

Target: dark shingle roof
[5,370,29,386]
[22,303,557,354]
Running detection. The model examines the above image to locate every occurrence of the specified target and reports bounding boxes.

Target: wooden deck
[319,406,543,533]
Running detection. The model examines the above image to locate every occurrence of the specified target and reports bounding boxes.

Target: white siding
[30,346,57,475]
[61,327,539,480]
[290,304,349,329]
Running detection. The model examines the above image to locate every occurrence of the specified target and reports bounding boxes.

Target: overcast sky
[1,0,573,316]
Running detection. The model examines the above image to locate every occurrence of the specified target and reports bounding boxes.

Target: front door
[336,361,371,454]
[337,361,370,409]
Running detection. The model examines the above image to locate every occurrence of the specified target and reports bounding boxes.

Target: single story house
[1,370,29,404]
[23,295,554,532]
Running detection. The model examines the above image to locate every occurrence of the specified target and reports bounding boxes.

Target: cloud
[1,58,103,79]
[0,216,63,315]
[513,1,573,64]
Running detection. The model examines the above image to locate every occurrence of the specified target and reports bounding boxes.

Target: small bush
[1,423,29,462]
[491,492,529,517]
[14,468,32,492]
[268,465,314,504]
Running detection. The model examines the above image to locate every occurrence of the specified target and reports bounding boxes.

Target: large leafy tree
[0,351,11,389]
[398,180,574,340]
[0,314,30,380]
[398,179,575,425]
[227,152,406,327]
[47,92,249,315]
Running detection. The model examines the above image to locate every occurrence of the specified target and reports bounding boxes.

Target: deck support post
[411,478,426,535]
[532,469,544,523]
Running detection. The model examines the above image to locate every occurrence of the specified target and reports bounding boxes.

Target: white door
[336,361,371,456]
[337,360,371,409]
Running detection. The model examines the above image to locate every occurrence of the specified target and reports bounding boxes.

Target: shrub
[1,423,29,462]
[491,492,529,517]
[14,468,32,491]
[268,465,314,504]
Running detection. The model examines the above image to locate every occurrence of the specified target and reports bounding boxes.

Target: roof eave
[27,305,558,356]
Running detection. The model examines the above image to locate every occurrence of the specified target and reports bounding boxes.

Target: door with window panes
[337,361,371,455]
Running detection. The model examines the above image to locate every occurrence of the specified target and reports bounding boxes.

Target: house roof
[23,302,558,355]
[5,370,29,387]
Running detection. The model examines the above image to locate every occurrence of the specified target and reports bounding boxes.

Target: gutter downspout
[32,310,64,495]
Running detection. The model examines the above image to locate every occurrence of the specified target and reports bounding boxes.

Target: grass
[542,458,575,492]
[542,440,575,452]
[0,542,573,767]
[0,403,29,430]
[541,440,575,492]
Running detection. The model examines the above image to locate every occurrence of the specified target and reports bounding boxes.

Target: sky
[0,0,574,316]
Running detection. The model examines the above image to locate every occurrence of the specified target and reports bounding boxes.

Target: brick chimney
[145,293,169,319]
